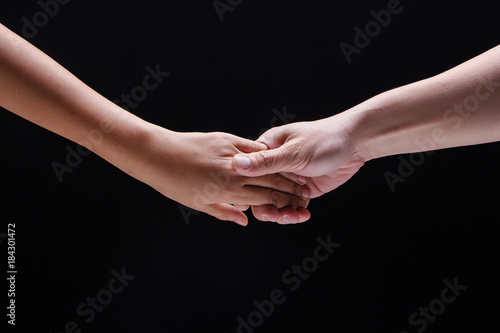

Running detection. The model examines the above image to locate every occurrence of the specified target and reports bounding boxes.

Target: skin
[0,23,310,226]
[234,44,500,224]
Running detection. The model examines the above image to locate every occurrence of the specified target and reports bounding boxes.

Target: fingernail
[301,188,310,199]
[236,155,252,170]
[297,176,307,185]
[298,199,307,208]
[298,215,310,223]
[234,219,248,227]
[283,215,291,224]
[261,215,269,221]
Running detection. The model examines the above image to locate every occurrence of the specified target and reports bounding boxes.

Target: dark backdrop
[1,0,499,332]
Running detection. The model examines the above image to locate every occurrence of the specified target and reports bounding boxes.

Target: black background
[1,0,499,332]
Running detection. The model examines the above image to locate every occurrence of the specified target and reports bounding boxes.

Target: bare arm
[351,44,500,160]
[0,23,309,226]
[232,44,500,223]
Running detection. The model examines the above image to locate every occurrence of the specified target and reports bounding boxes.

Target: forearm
[343,44,500,161]
[0,23,153,165]
[0,23,310,224]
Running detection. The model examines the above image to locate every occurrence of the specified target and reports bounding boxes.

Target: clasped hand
[142,113,366,226]
[121,124,312,226]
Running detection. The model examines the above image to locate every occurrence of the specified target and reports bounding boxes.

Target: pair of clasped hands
[0,22,364,227]
[87,39,500,227]
[1,21,499,226]
[159,115,364,226]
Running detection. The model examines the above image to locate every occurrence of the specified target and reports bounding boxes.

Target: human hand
[232,113,366,223]
[109,124,309,226]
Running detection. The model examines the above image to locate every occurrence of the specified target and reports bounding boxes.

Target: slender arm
[233,44,500,223]
[349,45,500,160]
[0,23,149,168]
[0,23,309,225]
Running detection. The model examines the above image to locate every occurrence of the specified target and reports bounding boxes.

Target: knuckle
[287,197,298,209]
[255,150,273,171]
[215,209,233,221]
[269,190,282,208]
[277,216,288,225]
[293,183,303,197]
[272,174,283,189]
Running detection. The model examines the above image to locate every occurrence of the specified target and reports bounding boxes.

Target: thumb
[232,145,292,177]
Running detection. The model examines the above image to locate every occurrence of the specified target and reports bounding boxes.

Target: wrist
[322,106,378,163]
[339,92,415,162]
[340,102,385,162]
[87,107,176,178]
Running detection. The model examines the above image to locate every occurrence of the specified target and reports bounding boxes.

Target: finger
[230,186,308,209]
[232,146,295,177]
[244,174,310,199]
[275,207,311,224]
[256,126,288,149]
[252,206,311,224]
[297,207,311,222]
[204,203,248,226]
[251,205,280,222]
[278,172,308,185]
[233,204,250,211]
[274,206,300,224]
[233,137,269,153]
